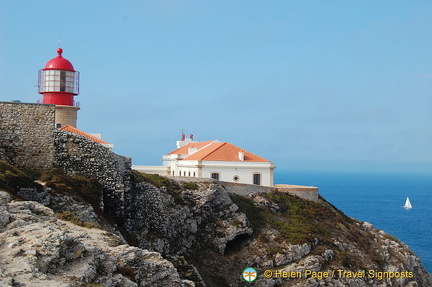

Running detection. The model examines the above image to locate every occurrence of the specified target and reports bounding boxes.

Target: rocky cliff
[0,162,431,287]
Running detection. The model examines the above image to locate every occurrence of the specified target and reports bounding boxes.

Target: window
[211,173,220,180]
[253,173,261,185]
[40,70,78,94]
[60,71,66,92]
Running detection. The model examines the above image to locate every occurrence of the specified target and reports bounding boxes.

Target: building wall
[200,161,274,187]
[168,159,274,187]
[0,102,56,170]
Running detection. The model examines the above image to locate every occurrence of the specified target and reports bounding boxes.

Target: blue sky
[1,0,431,174]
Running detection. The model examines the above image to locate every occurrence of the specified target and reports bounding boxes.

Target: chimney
[238,151,244,161]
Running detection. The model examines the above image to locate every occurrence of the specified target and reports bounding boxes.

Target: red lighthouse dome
[38,48,80,106]
[43,48,75,71]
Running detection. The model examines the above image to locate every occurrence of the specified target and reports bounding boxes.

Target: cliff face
[0,191,185,287]
[1,162,431,287]
[122,173,253,256]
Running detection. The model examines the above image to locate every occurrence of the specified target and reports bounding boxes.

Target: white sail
[404,197,412,209]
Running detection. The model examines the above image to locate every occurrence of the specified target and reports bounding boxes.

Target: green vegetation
[56,210,99,228]
[41,169,102,211]
[249,191,387,269]
[0,161,40,193]
[131,170,185,205]
[232,191,353,245]
[182,182,198,190]
[260,191,345,244]
[229,193,265,231]
[130,170,176,188]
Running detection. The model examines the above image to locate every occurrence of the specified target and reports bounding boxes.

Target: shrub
[0,161,39,193]
[261,191,348,245]
[229,193,265,231]
[135,172,184,205]
[56,211,98,228]
[182,182,198,190]
[41,170,102,211]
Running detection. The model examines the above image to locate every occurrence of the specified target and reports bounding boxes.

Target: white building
[134,137,275,187]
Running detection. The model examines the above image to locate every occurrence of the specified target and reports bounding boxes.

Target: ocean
[274,170,432,272]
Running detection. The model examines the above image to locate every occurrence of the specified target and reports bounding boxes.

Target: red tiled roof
[61,125,111,145]
[167,140,216,155]
[170,141,270,162]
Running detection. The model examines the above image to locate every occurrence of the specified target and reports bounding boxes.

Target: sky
[1,0,431,174]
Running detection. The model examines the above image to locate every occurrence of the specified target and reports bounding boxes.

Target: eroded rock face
[123,182,253,256]
[2,176,432,287]
[0,191,185,287]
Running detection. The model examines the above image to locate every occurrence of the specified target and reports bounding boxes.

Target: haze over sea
[275,170,432,272]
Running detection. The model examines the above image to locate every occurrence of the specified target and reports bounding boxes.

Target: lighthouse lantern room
[38,48,80,128]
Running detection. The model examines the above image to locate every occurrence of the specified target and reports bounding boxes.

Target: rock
[123,181,253,256]
[323,249,334,261]
[362,221,375,230]
[0,197,183,286]
[18,187,51,205]
[0,191,12,204]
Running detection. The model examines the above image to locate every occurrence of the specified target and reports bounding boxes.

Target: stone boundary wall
[166,176,215,183]
[166,176,319,201]
[167,176,273,195]
[219,181,273,196]
[0,102,56,170]
[274,184,319,202]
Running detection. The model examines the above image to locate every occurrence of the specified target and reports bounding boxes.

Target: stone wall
[166,177,319,201]
[0,102,56,170]
[53,129,131,220]
[0,101,131,220]
[217,180,273,196]
[274,184,319,202]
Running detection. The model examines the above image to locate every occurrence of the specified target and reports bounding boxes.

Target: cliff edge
[0,162,431,287]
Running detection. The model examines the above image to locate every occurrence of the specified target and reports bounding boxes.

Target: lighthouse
[38,48,80,128]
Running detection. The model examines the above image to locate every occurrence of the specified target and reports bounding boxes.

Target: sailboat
[403,197,412,209]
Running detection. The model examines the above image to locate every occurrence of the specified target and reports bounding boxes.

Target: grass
[56,210,99,228]
[229,193,265,232]
[259,191,348,245]
[41,169,103,211]
[0,161,40,193]
[182,182,198,190]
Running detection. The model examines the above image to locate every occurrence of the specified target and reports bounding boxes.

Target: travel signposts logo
[242,267,257,282]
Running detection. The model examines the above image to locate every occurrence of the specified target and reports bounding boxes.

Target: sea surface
[274,170,432,272]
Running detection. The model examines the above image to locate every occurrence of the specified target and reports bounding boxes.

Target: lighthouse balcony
[37,99,80,108]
